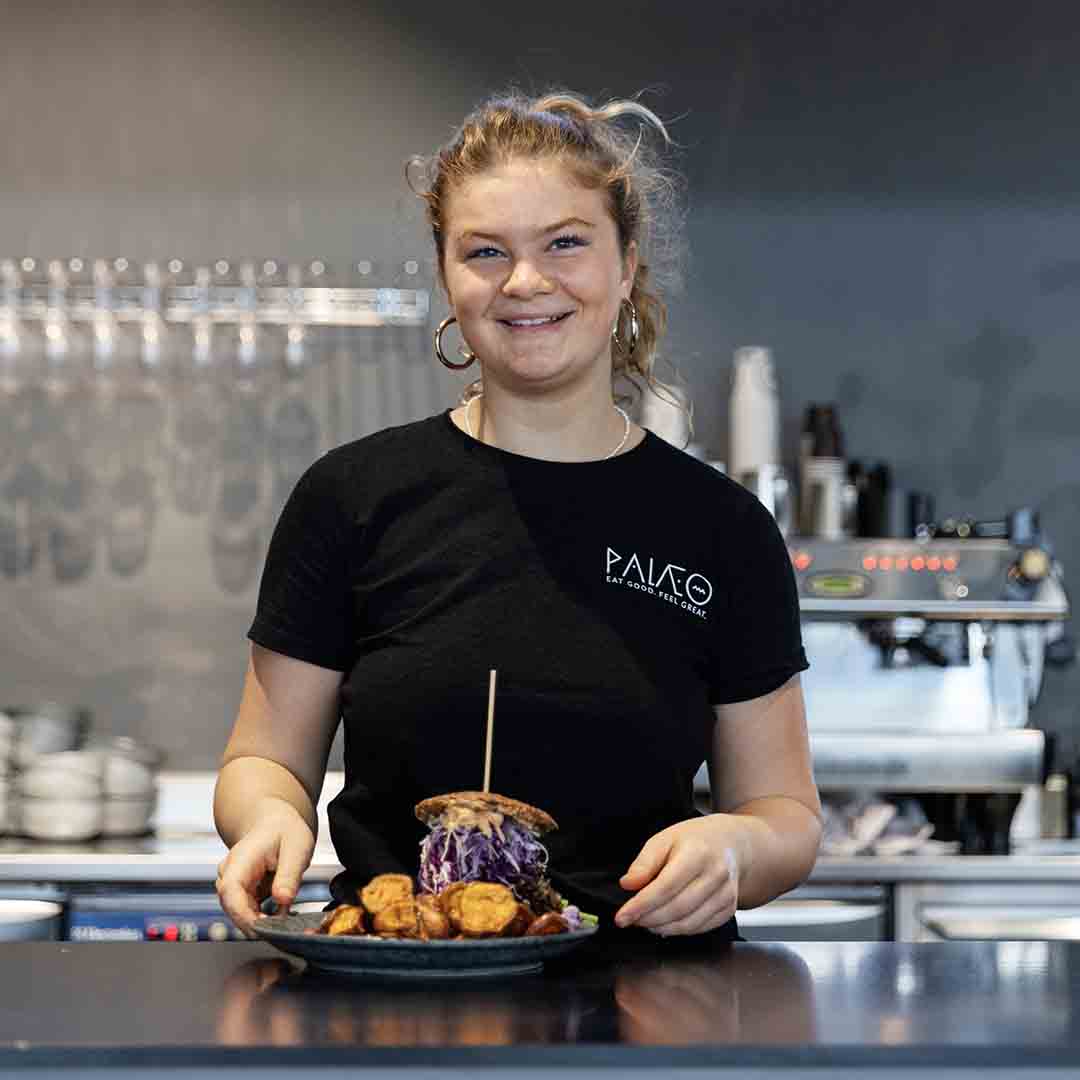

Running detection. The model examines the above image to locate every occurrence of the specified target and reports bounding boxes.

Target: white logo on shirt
[605,547,713,618]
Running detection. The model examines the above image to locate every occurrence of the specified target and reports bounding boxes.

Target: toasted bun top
[414,791,557,835]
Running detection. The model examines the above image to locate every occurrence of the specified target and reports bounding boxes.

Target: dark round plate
[253,911,598,979]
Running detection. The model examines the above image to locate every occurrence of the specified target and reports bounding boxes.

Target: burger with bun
[414,790,595,930]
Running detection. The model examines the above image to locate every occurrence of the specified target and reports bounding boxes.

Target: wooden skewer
[483,669,497,794]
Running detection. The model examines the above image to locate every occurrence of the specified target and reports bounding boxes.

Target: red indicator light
[862,556,878,571]
[164,925,179,942]
[879,556,894,571]
[943,556,958,572]
[927,557,942,572]
[911,556,926,571]
[793,552,812,571]
[895,557,909,571]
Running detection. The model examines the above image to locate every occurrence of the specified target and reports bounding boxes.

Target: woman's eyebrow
[457,217,596,243]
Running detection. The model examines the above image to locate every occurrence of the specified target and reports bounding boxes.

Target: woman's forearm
[213,755,319,847]
[724,796,823,909]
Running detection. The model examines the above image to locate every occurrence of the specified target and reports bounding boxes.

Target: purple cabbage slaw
[418,818,549,898]
[417,819,593,930]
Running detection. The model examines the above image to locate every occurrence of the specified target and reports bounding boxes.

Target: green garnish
[560,898,599,927]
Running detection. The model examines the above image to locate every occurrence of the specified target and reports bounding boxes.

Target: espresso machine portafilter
[791,509,1072,853]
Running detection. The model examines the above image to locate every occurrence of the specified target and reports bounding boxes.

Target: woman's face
[441,157,636,395]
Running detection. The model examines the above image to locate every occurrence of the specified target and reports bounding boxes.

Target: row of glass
[0,257,431,328]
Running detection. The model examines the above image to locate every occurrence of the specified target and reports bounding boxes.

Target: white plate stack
[92,736,161,836]
[5,704,92,840]
[15,739,161,841]
[18,751,107,841]
[2,706,161,841]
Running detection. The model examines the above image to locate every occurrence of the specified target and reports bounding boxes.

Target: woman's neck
[453,384,642,462]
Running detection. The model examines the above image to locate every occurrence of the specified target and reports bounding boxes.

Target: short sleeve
[247,453,353,671]
[708,493,808,704]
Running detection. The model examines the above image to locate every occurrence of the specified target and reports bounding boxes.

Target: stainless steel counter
[0,828,344,883]
[5,939,1080,1076]
[811,853,1080,883]
[3,771,1078,888]
[2,831,1079,888]
[0,770,345,883]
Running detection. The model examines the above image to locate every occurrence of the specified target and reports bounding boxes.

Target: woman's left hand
[614,816,742,936]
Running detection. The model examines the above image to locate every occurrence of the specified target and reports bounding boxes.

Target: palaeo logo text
[605,547,713,618]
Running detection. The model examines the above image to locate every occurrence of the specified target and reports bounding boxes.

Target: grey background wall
[1,1,1077,770]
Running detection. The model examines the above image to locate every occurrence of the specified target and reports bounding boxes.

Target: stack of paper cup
[729,346,780,475]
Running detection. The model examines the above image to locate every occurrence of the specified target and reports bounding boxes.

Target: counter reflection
[613,944,816,1044]
[216,956,600,1047]
[215,943,818,1048]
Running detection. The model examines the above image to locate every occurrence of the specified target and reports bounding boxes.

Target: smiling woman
[412,90,683,462]
[443,161,633,403]
[430,166,632,462]
[213,88,821,947]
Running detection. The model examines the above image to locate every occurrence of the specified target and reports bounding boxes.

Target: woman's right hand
[215,797,316,938]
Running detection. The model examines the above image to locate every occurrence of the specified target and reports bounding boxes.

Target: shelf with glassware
[1,257,430,331]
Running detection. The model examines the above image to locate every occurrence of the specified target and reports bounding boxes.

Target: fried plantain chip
[459,882,519,938]
[359,873,415,916]
[504,902,537,938]
[525,912,570,937]
[372,898,421,938]
[416,894,451,940]
[319,904,367,937]
[438,881,469,932]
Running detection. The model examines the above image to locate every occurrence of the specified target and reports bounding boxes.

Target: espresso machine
[792,510,1072,853]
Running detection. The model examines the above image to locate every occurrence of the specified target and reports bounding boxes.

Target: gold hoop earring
[434,315,477,370]
[611,297,639,358]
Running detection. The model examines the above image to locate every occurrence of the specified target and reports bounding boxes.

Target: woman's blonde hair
[409,88,687,416]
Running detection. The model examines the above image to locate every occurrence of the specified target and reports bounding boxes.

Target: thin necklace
[464,395,631,460]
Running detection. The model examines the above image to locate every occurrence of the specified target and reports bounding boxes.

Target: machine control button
[208,921,230,942]
[939,576,970,601]
[792,550,812,571]
[1018,547,1051,582]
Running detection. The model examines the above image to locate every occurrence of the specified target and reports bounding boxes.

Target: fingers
[618,832,673,893]
[616,827,738,935]
[216,842,271,939]
[640,879,737,936]
[634,875,727,930]
[270,828,316,910]
[620,874,734,936]
[216,806,316,938]
[616,832,698,927]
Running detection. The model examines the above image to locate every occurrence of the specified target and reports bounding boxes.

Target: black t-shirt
[249,410,807,942]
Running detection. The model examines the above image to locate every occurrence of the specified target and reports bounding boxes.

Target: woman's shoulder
[306,412,451,479]
[637,433,786,543]
[637,432,756,502]
[288,413,454,512]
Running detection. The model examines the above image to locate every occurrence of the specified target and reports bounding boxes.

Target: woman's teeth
[502,313,571,327]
